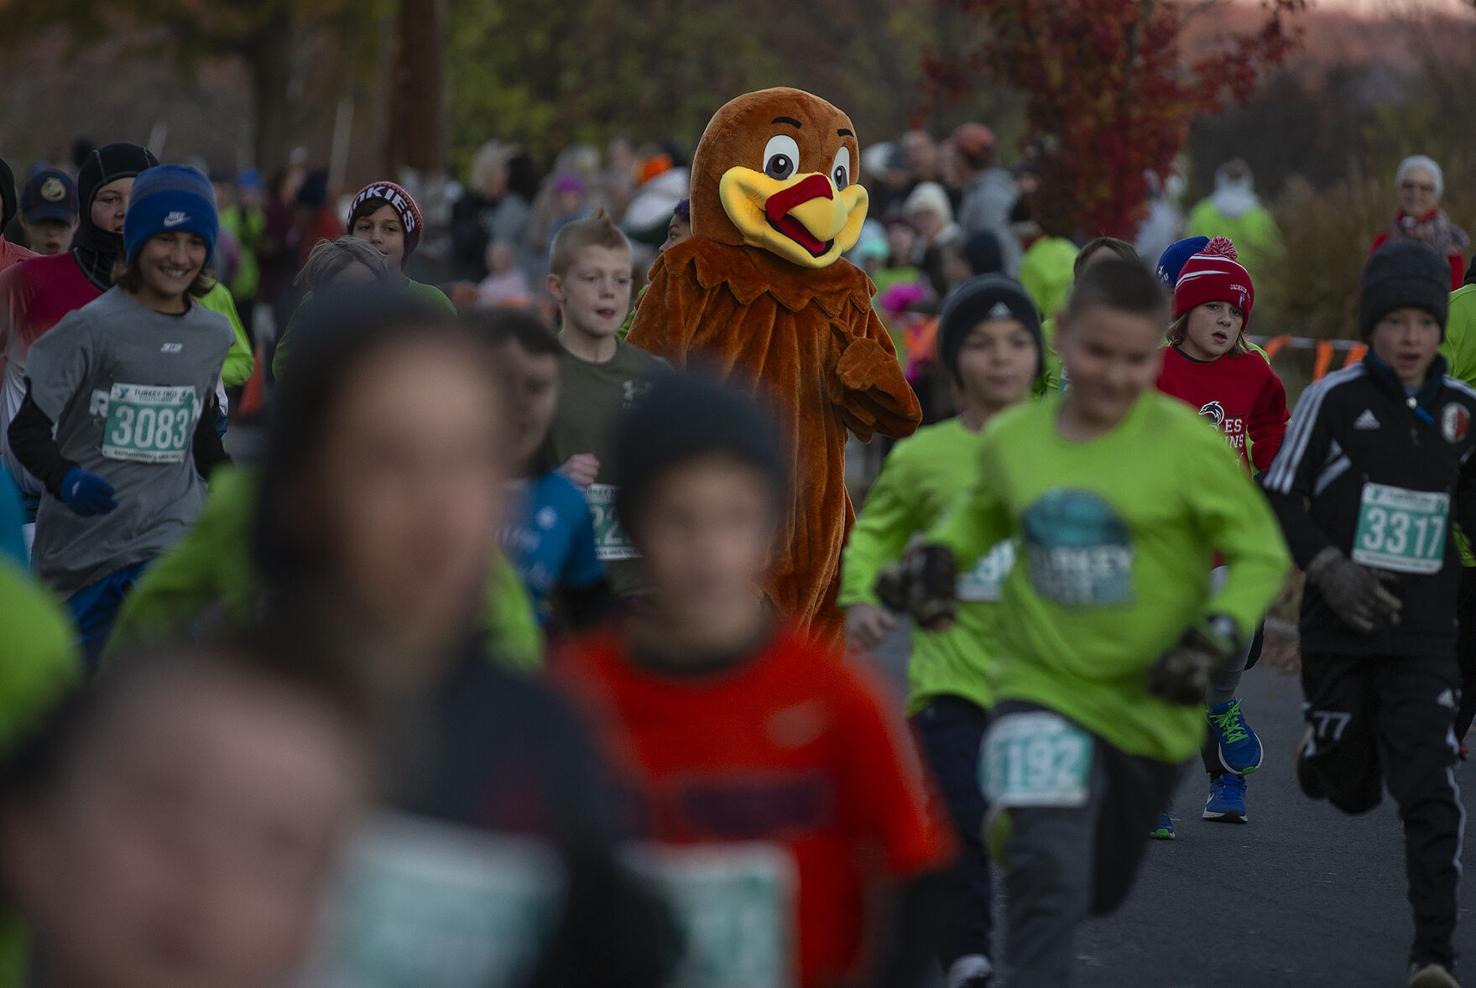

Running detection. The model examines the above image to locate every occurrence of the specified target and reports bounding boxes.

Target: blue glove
[59,467,118,516]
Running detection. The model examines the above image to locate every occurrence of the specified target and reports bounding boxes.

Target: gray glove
[1305,546,1402,634]
[1148,616,1239,706]
[875,544,958,630]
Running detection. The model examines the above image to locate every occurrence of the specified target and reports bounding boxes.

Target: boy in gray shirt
[9,164,231,662]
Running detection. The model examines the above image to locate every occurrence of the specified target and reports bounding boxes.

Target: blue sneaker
[1203,773,1248,823]
[1208,698,1264,775]
[1149,812,1175,840]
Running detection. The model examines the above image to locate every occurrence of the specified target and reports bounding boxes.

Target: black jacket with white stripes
[1261,353,1476,660]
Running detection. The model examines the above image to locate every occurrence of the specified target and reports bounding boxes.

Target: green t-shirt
[1441,284,1476,565]
[840,418,1012,713]
[928,391,1289,763]
[107,467,543,671]
[199,282,256,389]
[272,278,455,381]
[542,339,667,595]
[0,562,81,987]
[219,205,266,303]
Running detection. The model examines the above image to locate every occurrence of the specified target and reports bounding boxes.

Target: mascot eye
[831,147,851,190]
[763,135,801,181]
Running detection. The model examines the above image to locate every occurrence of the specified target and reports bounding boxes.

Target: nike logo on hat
[163,211,189,227]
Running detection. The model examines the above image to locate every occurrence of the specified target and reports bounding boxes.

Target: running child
[542,211,666,596]
[16,167,78,258]
[557,374,954,988]
[477,307,611,632]
[1263,241,1475,988]
[841,275,1043,988]
[8,165,233,662]
[1155,236,1289,832]
[881,259,1288,985]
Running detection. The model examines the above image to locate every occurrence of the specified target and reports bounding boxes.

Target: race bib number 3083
[1351,483,1448,576]
[981,712,1093,809]
[100,383,196,464]
[586,483,639,562]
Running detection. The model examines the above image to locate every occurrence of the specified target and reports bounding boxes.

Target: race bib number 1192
[981,712,1093,809]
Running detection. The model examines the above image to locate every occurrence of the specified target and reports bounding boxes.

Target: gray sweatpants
[1207,566,1252,707]
[996,705,1181,986]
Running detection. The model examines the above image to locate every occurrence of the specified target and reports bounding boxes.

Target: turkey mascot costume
[629,87,921,645]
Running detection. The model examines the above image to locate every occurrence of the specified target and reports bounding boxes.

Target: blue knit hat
[1155,236,1210,287]
[123,165,218,263]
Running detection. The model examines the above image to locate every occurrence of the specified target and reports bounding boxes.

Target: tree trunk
[385,0,446,176]
[245,2,296,172]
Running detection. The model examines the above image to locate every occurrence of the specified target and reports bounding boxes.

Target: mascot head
[691,87,868,269]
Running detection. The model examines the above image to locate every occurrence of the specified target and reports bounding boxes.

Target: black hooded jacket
[1262,353,1476,659]
[71,143,157,290]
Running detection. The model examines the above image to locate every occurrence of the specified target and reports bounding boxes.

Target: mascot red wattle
[628,87,922,645]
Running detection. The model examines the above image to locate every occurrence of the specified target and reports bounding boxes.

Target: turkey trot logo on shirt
[1021,489,1134,606]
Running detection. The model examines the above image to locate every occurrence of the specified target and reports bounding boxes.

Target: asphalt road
[863,625,1476,987]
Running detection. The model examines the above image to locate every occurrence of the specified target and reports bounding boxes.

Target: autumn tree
[922,0,1306,237]
[0,0,391,171]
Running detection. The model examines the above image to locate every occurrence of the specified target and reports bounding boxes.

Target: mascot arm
[830,309,922,443]
[626,256,695,365]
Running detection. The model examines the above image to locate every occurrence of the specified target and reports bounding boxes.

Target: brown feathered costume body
[629,88,921,644]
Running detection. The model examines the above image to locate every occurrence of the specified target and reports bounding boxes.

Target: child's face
[887,225,915,264]
[91,177,133,234]
[0,670,363,988]
[1370,306,1442,387]
[138,232,208,300]
[1058,304,1163,428]
[309,341,507,645]
[498,340,560,468]
[351,204,405,269]
[1181,301,1244,361]
[22,217,75,256]
[635,457,777,632]
[548,245,632,340]
[956,318,1039,411]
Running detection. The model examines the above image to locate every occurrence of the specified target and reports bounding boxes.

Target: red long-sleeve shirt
[1157,345,1289,474]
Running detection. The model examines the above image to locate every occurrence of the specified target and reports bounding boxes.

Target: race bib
[306,814,565,988]
[1351,483,1449,576]
[587,483,638,561]
[626,843,795,988]
[100,383,196,464]
[981,711,1093,809]
[957,541,1015,603]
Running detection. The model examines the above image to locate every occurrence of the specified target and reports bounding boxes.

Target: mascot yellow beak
[719,168,868,269]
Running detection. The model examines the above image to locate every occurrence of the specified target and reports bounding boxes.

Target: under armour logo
[1437,688,1457,710]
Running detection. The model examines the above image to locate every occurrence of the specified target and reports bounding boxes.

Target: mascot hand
[835,337,895,393]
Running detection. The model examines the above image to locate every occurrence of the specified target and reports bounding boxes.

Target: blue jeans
[912,695,994,969]
[65,561,150,670]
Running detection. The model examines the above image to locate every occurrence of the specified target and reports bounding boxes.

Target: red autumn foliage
[922,0,1307,237]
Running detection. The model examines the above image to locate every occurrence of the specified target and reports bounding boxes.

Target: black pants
[1299,651,1464,968]
[1456,567,1476,741]
[912,695,993,971]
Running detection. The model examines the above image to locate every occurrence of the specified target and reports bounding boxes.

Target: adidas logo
[163,211,189,228]
[1438,688,1458,710]
[988,301,1013,320]
[1354,409,1380,430]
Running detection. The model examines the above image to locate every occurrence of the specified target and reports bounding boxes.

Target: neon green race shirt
[928,391,1289,762]
[841,417,1012,713]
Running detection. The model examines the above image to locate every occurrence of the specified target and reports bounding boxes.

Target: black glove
[1305,546,1402,634]
[1148,616,1240,706]
[875,544,958,630]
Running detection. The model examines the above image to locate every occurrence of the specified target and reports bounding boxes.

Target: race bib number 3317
[1351,483,1448,576]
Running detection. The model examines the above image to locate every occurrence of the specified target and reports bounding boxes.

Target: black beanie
[611,372,788,537]
[938,275,1045,382]
[0,154,15,232]
[1360,241,1451,340]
